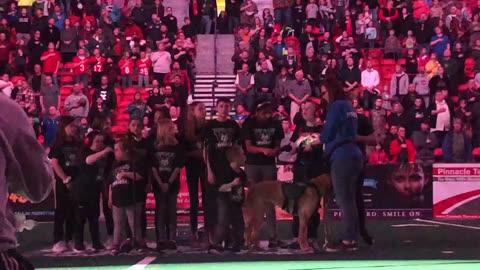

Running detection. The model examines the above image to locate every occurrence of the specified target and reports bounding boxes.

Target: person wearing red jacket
[413,0,430,20]
[369,144,390,164]
[40,42,62,86]
[136,51,152,89]
[125,20,144,41]
[118,51,135,89]
[89,48,107,88]
[73,48,90,88]
[390,126,416,163]
[378,0,399,38]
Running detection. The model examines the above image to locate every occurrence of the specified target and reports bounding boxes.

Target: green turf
[38,260,480,270]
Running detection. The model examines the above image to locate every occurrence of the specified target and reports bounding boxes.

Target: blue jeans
[331,157,363,241]
[274,8,291,26]
[202,15,212,34]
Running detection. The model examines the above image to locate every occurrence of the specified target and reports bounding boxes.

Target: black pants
[74,199,101,246]
[185,158,207,233]
[153,73,166,84]
[0,249,34,270]
[212,193,244,248]
[291,164,320,239]
[98,181,114,236]
[53,180,75,244]
[153,191,177,242]
[126,202,147,239]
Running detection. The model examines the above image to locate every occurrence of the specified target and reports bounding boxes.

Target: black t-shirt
[151,143,186,194]
[291,123,324,170]
[110,160,146,207]
[203,119,241,181]
[49,140,83,181]
[242,117,284,165]
[146,94,165,109]
[73,147,111,202]
[230,169,247,204]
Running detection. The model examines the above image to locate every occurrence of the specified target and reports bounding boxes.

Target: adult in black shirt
[147,85,167,111]
[340,57,361,100]
[27,30,45,70]
[31,8,48,33]
[92,76,118,112]
[243,102,283,247]
[407,97,427,132]
[254,61,276,103]
[43,18,61,47]
[226,0,241,33]
[73,131,112,251]
[162,7,178,34]
[49,116,83,251]
[401,84,422,112]
[171,75,189,108]
[131,1,149,32]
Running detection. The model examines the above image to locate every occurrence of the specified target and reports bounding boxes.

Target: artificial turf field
[18,219,480,270]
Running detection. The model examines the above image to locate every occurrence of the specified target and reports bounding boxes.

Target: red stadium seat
[123,87,138,95]
[381,59,396,66]
[450,96,459,104]
[368,49,383,60]
[397,58,406,66]
[458,84,468,92]
[473,147,480,156]
[434,148,443,157]
[11,76,25,84]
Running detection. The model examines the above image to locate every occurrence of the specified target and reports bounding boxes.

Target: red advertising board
[433,163,480,219]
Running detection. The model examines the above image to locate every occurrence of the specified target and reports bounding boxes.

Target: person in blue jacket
[320,79,363,252]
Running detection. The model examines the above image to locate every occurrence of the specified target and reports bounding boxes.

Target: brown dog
[243,174,332,253]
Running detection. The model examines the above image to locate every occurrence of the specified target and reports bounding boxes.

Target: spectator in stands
[287,70,311,123]
[73,48,90,87]
[0,73,14,98]
[430,26,451,60]
[412,121,436,165]
[425,53,441,78]
[441,49,459,95]
[442,118,473,163]
[40,75,60,112]
[461,79,480,108]
[361,60,380,110]
[384,29,401,59]
[302,47,320,93]
[14,80,36,107]
[429,65,452,97]
[41,42,62,86]
[390,65,409,101]
[402,84,422,111]
[126,92,149,120]
[254,60,276,104]
[413,66,431,106]
[240,0,258,26]
[27,30,45,70]
[234,63,255,113]
[64,83,89,119]
[151,42,172,83]
[390,126,416,163]
[370,97,387,143]
[42,106,60,148]
[427,90,454,147]
[379,0,399,38]
[340,57,361,100]
[92,76,117,113]
[368,144,389,164]
[60,18,77,62]
[387,102,408,133]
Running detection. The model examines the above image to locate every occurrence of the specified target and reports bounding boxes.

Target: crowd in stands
[1,0,480,257]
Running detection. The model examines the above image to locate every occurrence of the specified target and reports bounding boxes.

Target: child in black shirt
[210,145,246,253]
[109,138,146,255]
[151,119,185,251]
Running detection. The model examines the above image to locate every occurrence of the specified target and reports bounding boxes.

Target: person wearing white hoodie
[0,93,54,269]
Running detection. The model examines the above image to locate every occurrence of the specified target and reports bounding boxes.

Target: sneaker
[208,245,223,255]
[120,239,133,253]
[104,237,114,250]
[92,243,105,252]
[73,243,86,253]
[51,241,68,253]
[166,240,177,250]
[324,241,359,253]
[65,241,74,251]
[268,239,288,249]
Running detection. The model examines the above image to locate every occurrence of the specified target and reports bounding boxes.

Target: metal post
[211,7,218,118]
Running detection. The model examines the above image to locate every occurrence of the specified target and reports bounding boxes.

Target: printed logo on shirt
[112,164,130,187]
[155,152,175,172]
[63,147,79,168]
[100,90,107,100]
[253,128,276,146]
[212,128,234,148]
[346,112,358,119]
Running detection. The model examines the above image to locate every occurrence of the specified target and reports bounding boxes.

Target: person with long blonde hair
[151,118,185,251]
[182,101,208,245]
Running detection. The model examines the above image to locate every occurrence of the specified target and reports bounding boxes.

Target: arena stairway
[193,74,237,117]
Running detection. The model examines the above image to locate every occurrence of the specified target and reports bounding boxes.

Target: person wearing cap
[242,101,284,248]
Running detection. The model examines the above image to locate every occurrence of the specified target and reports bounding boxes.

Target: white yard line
[415,219,480,230]
[127,256,157,270]
[391,224,439,227]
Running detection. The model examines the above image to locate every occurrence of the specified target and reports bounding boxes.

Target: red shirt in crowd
[41,51,61,74]
[136,58,152,76]
[0,40,12,62]
[125,24,144,40]
[390,139,416,163]
[73,56,88,75]
[90,56,106,73]
[119,59,135,75]
[368,150,390,164]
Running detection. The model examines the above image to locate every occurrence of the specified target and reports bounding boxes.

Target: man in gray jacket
[0,94,54,269]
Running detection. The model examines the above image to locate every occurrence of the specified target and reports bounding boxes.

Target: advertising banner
[329,163,433,219]
[433,163,480,219]
[9,192,55,221]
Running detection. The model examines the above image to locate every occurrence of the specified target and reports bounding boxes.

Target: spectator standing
[126,92,149,120]
[240,0,258,27]
[368,144,389,164]
[412,121,437,165]
[370,97,387,143]
[64,84,90,119]
[163,7,178,34]
[92,76,117,113]
[201,0,217,34]
[40,76,60,112]
[287,70,311,123]
[72,48,90,87]
[442,118,473,163]
[390,65,409,101]
[41,42,62,86]
[226,0,241,33]
[254,60,276,104]
[340,57,361,100]
[430,26,450,60]
[389,126,416,163]
[273,0,293,26]
[361,60,380,110]
[60,18,78,63]
[151,43,172,83]
[234,63,255,113]
[413,66,431,106]
[427,90,454,147]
